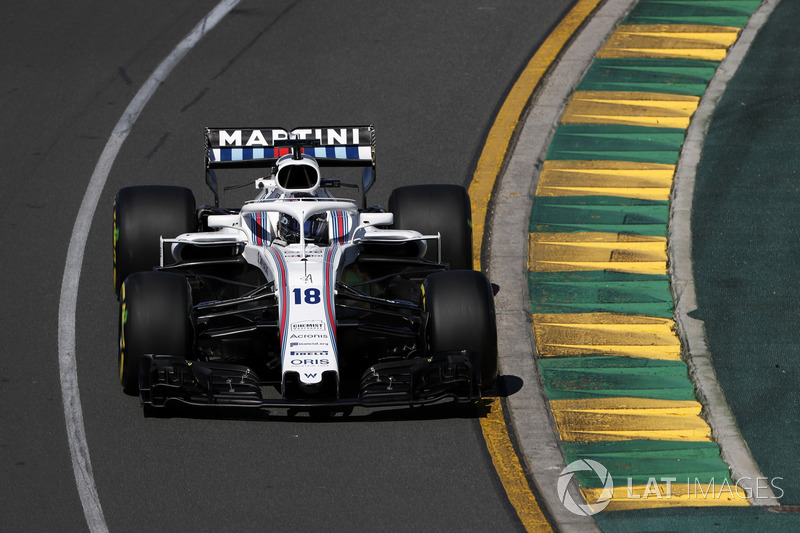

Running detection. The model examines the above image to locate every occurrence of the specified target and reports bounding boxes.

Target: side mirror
[206,169,219,207]
[362,166,375,194]
[360,212,393,226]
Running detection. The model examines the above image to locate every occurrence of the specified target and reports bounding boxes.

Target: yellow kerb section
[561,91,700,129]
[598,24,741,61]
[537,160,675,201]
[582,480,750,510]
[481,399,553,531]
[533,312,681,360]
[550,397,712,443]
[529,233,667,275]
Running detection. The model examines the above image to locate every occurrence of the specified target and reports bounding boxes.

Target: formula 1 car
[113,125,497,412]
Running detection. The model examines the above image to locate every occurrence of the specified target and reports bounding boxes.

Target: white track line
[57,2,240,531]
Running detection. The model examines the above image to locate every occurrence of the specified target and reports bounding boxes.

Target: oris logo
[290,358,330,366]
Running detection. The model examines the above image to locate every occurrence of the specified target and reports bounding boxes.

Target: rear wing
[205,126,374,169]
[204,126,375,206]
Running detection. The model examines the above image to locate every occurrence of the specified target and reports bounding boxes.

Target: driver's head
[277,213,328,245]
[305,213,328,245]
[278,214,301,244]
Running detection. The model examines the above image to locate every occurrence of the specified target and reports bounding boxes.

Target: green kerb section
[530,196,669,236]
[540,356,696,401]
[577,58,719,97]
[546,125,685,164]
[623,0,763,27]
[529,271,673,318]
[563,440,733,488]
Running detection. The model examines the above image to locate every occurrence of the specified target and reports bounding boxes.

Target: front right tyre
[119,271,193,395]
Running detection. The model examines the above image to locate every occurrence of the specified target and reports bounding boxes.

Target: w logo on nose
[304,373,317,379]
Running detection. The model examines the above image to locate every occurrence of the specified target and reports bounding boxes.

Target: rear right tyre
[388,184,473,270]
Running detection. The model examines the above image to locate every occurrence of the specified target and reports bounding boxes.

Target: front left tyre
[423,269,498,390]
[119,271,193,395]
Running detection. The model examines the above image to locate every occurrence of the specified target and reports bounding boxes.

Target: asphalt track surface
[0,1,577,531]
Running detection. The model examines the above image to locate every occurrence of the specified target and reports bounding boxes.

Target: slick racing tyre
[388,184,473,270]
[424,270,498,390]
[113,185,196,296]
[118,271,193,395]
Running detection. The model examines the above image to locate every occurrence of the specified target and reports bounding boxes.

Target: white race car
[113,125,497,412]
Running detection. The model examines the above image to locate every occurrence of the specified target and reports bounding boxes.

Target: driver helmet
[277,213,328,245]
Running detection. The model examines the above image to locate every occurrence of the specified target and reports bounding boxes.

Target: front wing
[138,351,479,410]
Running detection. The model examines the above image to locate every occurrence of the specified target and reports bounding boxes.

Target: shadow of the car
[142,399,488,423]
[141,373,525,423]
[495,374,523,397]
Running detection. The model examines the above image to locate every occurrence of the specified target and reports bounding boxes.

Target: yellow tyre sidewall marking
[119,281,127,384]
[112,195,118,291]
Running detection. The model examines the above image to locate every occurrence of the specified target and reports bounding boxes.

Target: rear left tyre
[113,185,196,296]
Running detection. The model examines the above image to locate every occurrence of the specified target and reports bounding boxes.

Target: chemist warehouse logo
[557,460,783,516]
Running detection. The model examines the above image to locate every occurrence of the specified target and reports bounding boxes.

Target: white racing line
[56,1,240,531]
